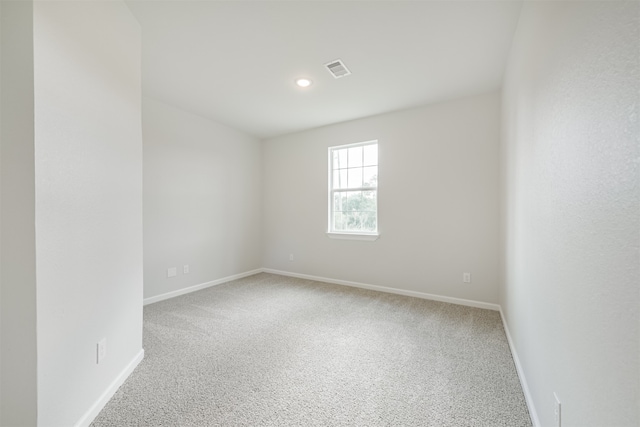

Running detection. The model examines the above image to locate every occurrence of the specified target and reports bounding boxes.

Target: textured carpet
[91,273,531,426]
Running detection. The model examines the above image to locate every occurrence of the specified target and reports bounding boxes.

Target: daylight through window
[329,141,378,234]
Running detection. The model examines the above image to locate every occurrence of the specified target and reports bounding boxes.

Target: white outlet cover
[97,338,107,364]
[553,392,561,427]
[167,267,177,278]
[183,265,190,274]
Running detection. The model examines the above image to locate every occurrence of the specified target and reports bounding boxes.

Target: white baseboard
[261,268,500,311]
[144,269,263,306]
[74,349,144,427]
[499,308,540,427]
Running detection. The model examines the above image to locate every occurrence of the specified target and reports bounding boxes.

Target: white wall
[0,2,2,420]
[0,3,2,422]
[0,2,38,425]
[501,2,639,426]
[33,2,143,426]
[263,92,501,304]
[143,97,262,301]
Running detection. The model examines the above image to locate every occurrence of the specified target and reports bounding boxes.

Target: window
[328,141,378,239]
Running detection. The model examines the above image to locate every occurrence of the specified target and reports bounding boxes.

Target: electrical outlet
[183,265,190,274]
[289,253,294,262]
[167,267,177,278]
[463,273,471,283]
[97,338,107,364]
[553,392,561,427]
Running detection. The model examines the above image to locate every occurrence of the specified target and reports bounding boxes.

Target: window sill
[326,232,379,241]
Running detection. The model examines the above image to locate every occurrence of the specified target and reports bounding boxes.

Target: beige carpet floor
[91,273,531,426]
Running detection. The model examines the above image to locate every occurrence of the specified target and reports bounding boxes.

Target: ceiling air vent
[324,59,351,79]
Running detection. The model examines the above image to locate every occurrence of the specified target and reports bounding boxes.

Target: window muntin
[329,141,378,234]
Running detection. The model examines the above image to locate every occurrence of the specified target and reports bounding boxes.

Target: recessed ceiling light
[295,78,312,88]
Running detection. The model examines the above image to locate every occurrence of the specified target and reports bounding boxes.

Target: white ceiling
[126,1,523,139]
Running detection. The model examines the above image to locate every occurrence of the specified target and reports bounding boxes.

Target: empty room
[1,0,638,426]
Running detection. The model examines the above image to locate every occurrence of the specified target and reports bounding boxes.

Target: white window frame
[327,140,379,241]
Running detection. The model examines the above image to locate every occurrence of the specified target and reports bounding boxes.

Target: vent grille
[324,59,351,79]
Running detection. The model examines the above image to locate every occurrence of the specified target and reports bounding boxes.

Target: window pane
[332,149,347,170]
[362,211,377,231]
[347,167,363,188]
[363,166,377,187]
[333,192,347,211]
[348,146,363,168]
[331,191,379,232]
[333,170,348,189]
[344,211,360,231]
[362,191,377,212]
[333,211,345,231]
[346,191,363,211]
[363,144,378,166]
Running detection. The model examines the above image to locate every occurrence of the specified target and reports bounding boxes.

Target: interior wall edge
[499,308,540,427]
[72,349,144,427]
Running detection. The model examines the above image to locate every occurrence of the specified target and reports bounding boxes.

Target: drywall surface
[501,1,639,426]
[0,1,2,420]
[33,2,143,426]
[0,2,2,421]
[263,92,501,303]
[143,97,262,300]
[0,1,38,425]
